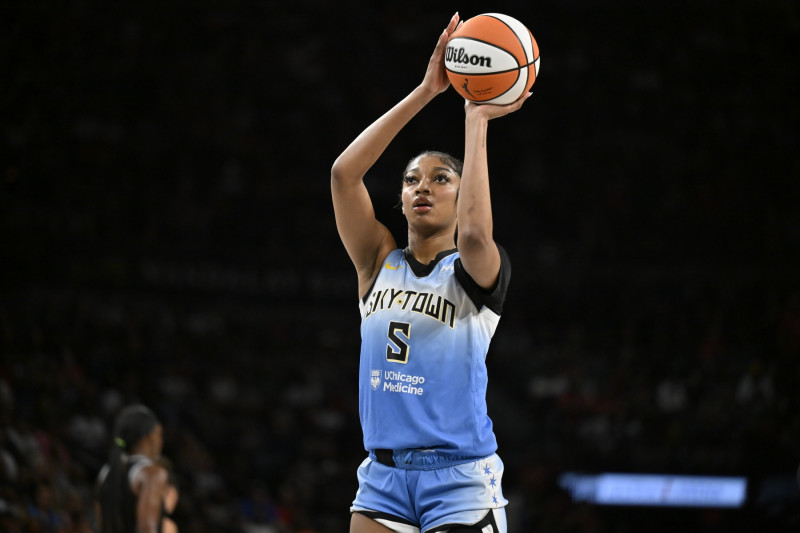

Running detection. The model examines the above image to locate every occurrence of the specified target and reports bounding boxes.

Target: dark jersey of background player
[96,404,168,533]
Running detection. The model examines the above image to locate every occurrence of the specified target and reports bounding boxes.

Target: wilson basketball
[445,13,540,105]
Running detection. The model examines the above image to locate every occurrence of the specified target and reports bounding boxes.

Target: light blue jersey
[358,246,510,460]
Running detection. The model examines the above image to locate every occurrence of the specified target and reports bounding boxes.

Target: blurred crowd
[3,1,799,532]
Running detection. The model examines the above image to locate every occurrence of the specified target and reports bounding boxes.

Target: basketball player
[331,12,530,533]
[95,404,170,533]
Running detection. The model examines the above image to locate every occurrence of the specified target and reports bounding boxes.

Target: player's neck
[406,233,456,265]
[130,443,157,460]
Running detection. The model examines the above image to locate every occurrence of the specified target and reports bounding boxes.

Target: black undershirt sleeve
[454,243,511,315]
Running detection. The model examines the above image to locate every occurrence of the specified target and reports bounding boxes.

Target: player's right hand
[421,12,461,95]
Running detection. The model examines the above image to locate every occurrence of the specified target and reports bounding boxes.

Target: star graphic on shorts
[490,476,497,487]
[483,465,492,475]
[493,495,499,505]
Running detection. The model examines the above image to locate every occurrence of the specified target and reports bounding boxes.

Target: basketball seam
[483,13,533,62]
[445,57,537,76]
[491,72,522,102]
[451,70,521,103]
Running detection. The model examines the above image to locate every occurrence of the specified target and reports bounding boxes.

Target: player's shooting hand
[421,12,461,95]
[464,91,532,120]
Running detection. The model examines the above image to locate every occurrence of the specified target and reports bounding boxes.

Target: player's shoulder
[133,461,168,493]
[454,243,510,314]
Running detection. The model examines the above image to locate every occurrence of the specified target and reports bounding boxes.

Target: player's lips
[412,199,432,212]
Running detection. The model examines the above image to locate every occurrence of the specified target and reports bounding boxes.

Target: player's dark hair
[404,150,463,177]
[97,404,159,533]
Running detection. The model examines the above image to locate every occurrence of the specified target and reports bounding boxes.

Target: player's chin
[408,215,435,229]
[410,217,454,234]
[409,210,439,223]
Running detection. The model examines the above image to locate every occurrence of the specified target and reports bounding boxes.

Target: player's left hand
[464,91,532,119]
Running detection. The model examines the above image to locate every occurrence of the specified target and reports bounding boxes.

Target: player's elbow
[330,156,359,187]
[330,159,346,185]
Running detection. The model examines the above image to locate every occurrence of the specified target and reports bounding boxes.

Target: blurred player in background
[95,404,170,533]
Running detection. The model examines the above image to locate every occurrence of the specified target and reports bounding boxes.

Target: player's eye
[433,174,450,183]
[403,175,418,184]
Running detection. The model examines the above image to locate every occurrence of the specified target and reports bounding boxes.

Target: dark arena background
[2,1,799,532]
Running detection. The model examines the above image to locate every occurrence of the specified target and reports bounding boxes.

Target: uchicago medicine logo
[371,369,425,396]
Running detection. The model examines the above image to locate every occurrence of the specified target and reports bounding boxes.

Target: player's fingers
[432,13,459,62]
[512,92,533,109]
[430,30,449,63]
[498,92,532,115]
[465,91,531,118]
[446,12,460,34]
[520,91,534,106]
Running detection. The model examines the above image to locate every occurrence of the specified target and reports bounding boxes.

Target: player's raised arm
[457,94,531,289]
[331,13,460,296]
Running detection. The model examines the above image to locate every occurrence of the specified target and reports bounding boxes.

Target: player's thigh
[443,508,507,533]
[351,512,398,533]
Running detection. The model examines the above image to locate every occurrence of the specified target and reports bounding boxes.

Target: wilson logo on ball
[446,46,493,68]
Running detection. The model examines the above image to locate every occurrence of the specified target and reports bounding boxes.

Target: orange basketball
[445,13,540,105]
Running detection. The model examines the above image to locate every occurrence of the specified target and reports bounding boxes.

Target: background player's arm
[457,96,530,289]
[94,501,103,531]
[134,464,168,533]
[331,13,460,297]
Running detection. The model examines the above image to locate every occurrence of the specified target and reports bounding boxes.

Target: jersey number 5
[386,321,410,364]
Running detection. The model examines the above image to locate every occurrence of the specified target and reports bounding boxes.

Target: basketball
[445,13,540,105]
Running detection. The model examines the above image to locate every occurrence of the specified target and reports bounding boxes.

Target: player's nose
[416,177,431,193]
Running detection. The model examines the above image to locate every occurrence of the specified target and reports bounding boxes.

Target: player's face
[401,155,460,229]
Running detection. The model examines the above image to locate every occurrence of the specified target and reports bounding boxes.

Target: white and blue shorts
[351,449,508,532]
